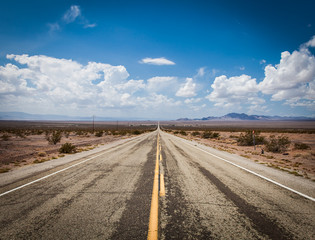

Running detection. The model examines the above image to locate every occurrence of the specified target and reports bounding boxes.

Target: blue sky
[0,0,315,119]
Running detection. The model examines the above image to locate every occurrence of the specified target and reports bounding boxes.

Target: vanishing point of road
[0,128,314,239]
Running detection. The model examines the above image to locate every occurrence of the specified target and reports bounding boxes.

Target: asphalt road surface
[0,129,314,239]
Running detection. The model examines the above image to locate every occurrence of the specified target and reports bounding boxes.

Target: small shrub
[202,131,220,139]
[179,130,187,136]
[46,131,62,145]
[59,143,76,154]
[133,130,142,135]
[118,130,127,136]
[1,134,10,141]
[33,158,48,164]
[294,143,311,150]
[191,131,200,136]
[0,168,11,173]
[237,131,265,146]
[16,130,26,139]
[38,152,47,157]
[202,131,212,139]
[265,135,290,153]
[212,132,220,138]
[95,131,104,137]
[36,130,44,135]
[75,130,84,136]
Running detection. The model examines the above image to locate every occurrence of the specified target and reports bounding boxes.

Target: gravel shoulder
[0,133,147,188]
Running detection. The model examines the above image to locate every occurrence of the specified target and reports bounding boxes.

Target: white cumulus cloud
[146,76,177,92]
[0,54,146,114]
[176,78,197,97]
[0,54,190,117]
[305,35,315,48]
[139,57,175,65]
[207,74,263,108]
[259,48,315,108]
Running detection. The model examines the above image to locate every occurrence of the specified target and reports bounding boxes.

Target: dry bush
[294,142,311,150]
[38,152,47,157]
[0,168,11,173]
[133,130,142,135]
[237,131,265,146]
[202,131,220,139]
[59,143,76,153]
[46,131,62,145]
[15,130,26,139]
[179,130,187,136]
[1,134,10,141]
[191,131,200,136]
[95,131,104,137]
[265,135,290,153]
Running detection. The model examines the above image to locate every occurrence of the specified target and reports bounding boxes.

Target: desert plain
[1,120,314,181]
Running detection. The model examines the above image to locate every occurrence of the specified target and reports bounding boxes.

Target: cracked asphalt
[0,130,314,239]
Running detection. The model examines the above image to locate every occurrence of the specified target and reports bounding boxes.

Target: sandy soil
[0,132,129,173]
[172,131,315,181]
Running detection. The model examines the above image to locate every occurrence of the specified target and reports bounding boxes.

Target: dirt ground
[172,131,315,181]
[1,121,315,181]
[0,132,131,173]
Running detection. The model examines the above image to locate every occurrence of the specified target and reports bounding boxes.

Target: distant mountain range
[177,113,315,121]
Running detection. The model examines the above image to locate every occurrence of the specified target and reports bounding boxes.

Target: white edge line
[0,133,150,198]
[0,151,107,197]
[178,137,315,202]
[0,132,152,198]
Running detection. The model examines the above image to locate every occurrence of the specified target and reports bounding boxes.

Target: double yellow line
[147,133,165,240]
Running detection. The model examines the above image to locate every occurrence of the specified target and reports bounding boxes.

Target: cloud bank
[0,54,190,117]
[207,35,315,111]
[1,35,315,118]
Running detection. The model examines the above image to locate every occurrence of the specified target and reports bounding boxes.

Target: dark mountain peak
[223,113,251,120]
[176,113,314,121]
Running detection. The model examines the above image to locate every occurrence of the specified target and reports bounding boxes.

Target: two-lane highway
[0,129,314,239]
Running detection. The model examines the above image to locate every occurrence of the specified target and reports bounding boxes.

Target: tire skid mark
[110,136,156,240]
[161,138,214,239]
[173,140,294,240]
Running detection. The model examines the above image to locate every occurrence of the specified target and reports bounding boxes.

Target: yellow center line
[147,133,160,240]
